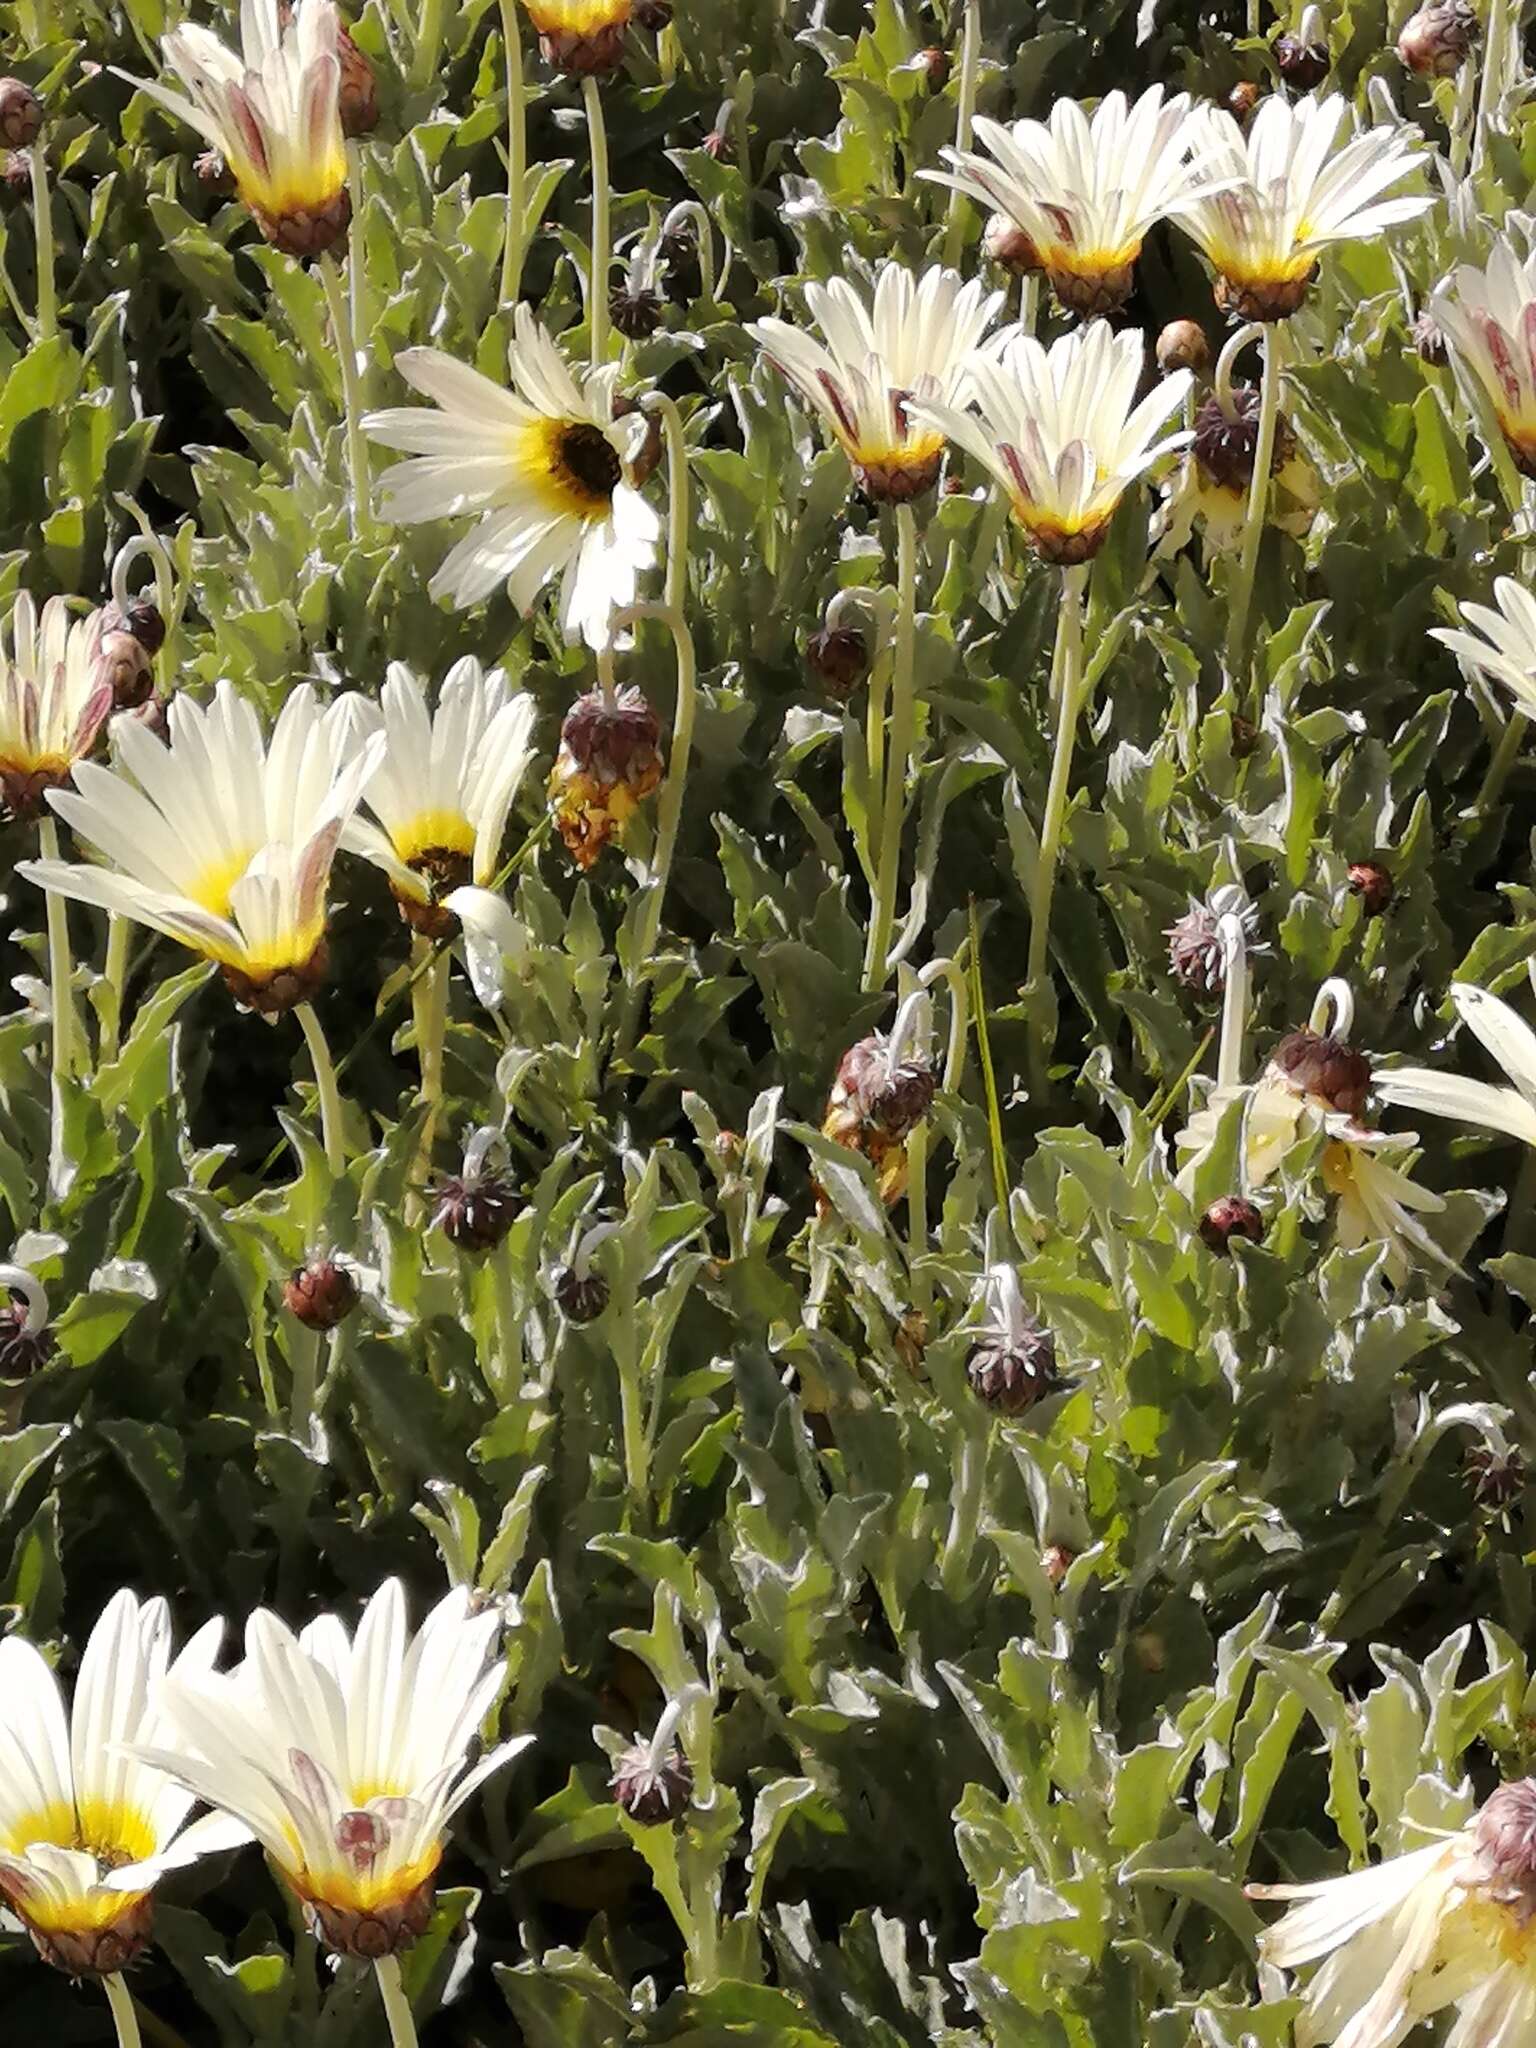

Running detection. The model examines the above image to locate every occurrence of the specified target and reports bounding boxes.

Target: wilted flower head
[913,322,1190,564]
[0,1264,53,1382]
[1432,232,1536,477]
[1398,0,1479,75]
[749,262,1004,503]
[1376,970,1536,1150]
[523,0,632,75]
[142,1579,529,1959]
[926,88,1228,317]
[1249,1777,1536,2047]
[126,0,351,258]
[365,307,662,649]
[21,682,384,1015]
[343,660,537,939]
[431,1128,521,1254]
[965,1264,1057,1414]
[822,993,937,1209]
[1166,884,1260,996]
[0,1592,244,1980]
[1172,94,1431,319]
[0,593,115,822]
[549,683,664,869]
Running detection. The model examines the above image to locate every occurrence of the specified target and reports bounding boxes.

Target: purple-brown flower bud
[611,1742,693,1823]
[100,596,167,655]
[1199,1195,1265,1254]
[1268,1029,1373,1119]
[1157,319,1210,376]
[431,1170,519,1253]
[1230,714,1260,759]
[284,1257,360,1331]
[1273,30,1329,88]
[1042,1541,1075,1588]
[1466,1442,1524,1507]
[1347,860,1394,916]
[702,128,731,161]
[917,45,950,87]
[832,1036,936,1139]
[1166,902,1228,996]
[1412,308,1449,365]
[1227,80,1262,120]
[806,624,868,698]
[554,1264,609,1324]
[194,147,233,192]
[549,685,665,870]
[610,282,663,338]
[1398,0,1479,74]
[983,212,1040,275]
[1473,1780,1536,1901]
[1193,385,1298,493]
[0,79,42,152]
[966,1321,1057,1413]
[0,1295,52,1381]
[634,0,673,25]
[94,628,155,710]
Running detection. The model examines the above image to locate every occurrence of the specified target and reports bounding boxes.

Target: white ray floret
[1432,576,1536,720]
[1431,227,1536,476]
[0,592,114,812]
[1377,971,1536,1148]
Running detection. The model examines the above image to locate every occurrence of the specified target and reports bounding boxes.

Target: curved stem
[29,140,55,341]
[104,1974,143,2048]
[1224,325,1282,696]
[375,1957,419,2048]
[940,0,981,268]
[319,251,374,544]
[498,0,528,305]
[1024,565,1088,1003]
[38,819,76,1080]
[583,76,612,365]
[296,1002,345,1176]
[99,914,131,1064]
[863,502,919,991]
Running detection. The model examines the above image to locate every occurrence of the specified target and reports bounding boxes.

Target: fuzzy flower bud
[1347,860,1394,915]
[966,1322,1057,1413]
[549,685,665,870]
[1473,1781,1536,1902]
[806,624,869,698]
[1268,1029,1373,1118]
[284,1257,360,1331]
[1157,319,1210,375]
[0,79,42,151]
[821,1021,936,1209]
[1398,0,1479,74]
[611,1741,693,1824]
[1199,1195,1265,1254]
[554,1264,609,1324]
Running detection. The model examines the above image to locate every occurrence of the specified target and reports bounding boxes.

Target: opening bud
[1398,0,1478,74]
[1199,1195,1265,1254]
[284,1257,360,1331]
[0,79,42,151]
[1268,1029,1373,1118]
[611,1741,693,1823]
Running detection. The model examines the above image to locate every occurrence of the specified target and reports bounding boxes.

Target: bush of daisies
[5,0,1536,2039]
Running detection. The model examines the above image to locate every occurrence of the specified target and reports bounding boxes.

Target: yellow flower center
[187,846,260,917]
[392,810,476,870]
[524,0,633,31]
[0,1798,159,1932]
[517,416,622,521]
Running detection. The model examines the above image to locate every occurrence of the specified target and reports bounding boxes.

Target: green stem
[968,898,1010,1223]
[1471,706,1528,817]
[99,913,130,1063]
[863,502,919,991]
[940,1428,985,1599]
[412,0,447,93]
[1223,324,1282,694]
[347,142,369,402]
[411,938,449,1180]
[1473,0,1509,177]
[38,818,76,1080]
[498,0,528,305]
[296,1002,345,1176]
[29,140,55,341]
[1024,565,1088,1004]
[375,1957,419,2048]
[583,76,612,365]
[619,1345,648,1519]
[104,1974,143,2048]
[492,1252,521,1402]
[319,251,375,544]
[289,1326,320,1442]
[906,1118,930,1309]
[941,0,981,268]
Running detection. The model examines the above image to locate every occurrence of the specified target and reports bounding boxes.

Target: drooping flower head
[1432,233,1536,476]
[1172,94,1431,319]
[343,660,537,939]
[523,0,633,74]
[20,681,384,1015]
[0,1592,244,1980]
[142,1579,529,1960]
[925,88,1227,317]
[1376,969,1536,1149]
[548,683,664,868]
[125,0,351,258]
[1249,1778,1536,2047]
[912,322,1190,565]
[0,594,115,823]
[748,262,1004,503]
[364,307,662,651]
[821,993,937,1209]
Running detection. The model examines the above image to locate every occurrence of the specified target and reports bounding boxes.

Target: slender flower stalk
[319,249,375,543]
[863,503,919,991]
[1024,565,1088,1010]
[940,0,982,269]
[584,75,611,365]
[1224,324,1283,688]
[499,0,528,304]
[297,1001,346,1174]
[103,1974,143,2048]
[38,816,78,1081]
[376,1954,419,2048]
[29,139,55,340]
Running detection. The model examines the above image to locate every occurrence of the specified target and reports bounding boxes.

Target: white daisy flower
[364,306,662,650]
[0,1590,245,1981]
[1172,94,1431,319]
[1432,576,1536,721]
[911,322,1190,564]
[1432,230,1536,476]
[0,592,114,823]
[747,261,1005,502]
[1376,972,1536,1148]
[342,659,537,937]
[123,0,351,258]
[19,680,384,1015]
[925,87,1228,317]
[141,1578,529,1963]
[1249,1777,1536,2048]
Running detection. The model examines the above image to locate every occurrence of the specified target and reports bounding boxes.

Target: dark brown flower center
[555,423,622,503]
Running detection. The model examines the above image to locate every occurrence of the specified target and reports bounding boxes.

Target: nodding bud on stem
[1268,1029,1373,1118]
[1157,319,1210,375]
[1466,1441,1524,1507]
[0,1273,52,1383]
[549,685,665,870]
[1397,0,1479,74]
[94,628,155,710]
[917,45,950,87]
[1274,12,1330,89]
[611,1740,693,1823]
[966,1320,1057,1413]
[983,212,1040,275]
[284,1257,360,1331]
[1347,860,1394,915]
[1193,384,1297,492]
[1199,1195,1265,1254]
[0,79,42,151]
[554,1264,609,1323]
[1411,308,1448,364]
[806,623,869,697]
[100,596,167,655]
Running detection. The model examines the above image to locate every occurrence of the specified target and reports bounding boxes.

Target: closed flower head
[365,307,661,650]
[926,88,1227,318]
[1432,234,1536,477]
[549,684,663,868]
[1172,94,1430,319]
[126,0,351,258]
[523,0,632,74]
[0,593,114,821]
[142,1579,529,1960]
[20,681,384,1015]
[913,322,1190,564]
[749,262,1003,502]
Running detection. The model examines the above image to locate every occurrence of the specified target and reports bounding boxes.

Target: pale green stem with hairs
[99,915,131,1064]
[38,819,76,1079]
[104,1975,143,2048]
[375,1957,419,2048]
[584,76,612,364]
[1024,563,1089,1019]
[498,0,529,304]
[941,0,981,269]
[863,502,919,991]
[29,140,55,341]
[1223,324,1283,696]
[411,937,450,1196]
[297,1002,345,1176]
[319,251,375,544]
[1473,0,1510,178]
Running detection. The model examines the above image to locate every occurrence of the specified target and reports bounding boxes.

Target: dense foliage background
[2,0,1536,2040]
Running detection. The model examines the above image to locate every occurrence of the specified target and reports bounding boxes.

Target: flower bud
[609,282,663,338]
[806,624,868,698]
[1411,308,1448,365]
[832,1036,936,1139]
[549,685,665,870]
[0,79,42,152]
[1199,1195,1265,1254]
[1042,1541,1075,1588]
[611,1742,693,1824]
[430,1170,519,1253]
[894,1306,929,1373]
[966,1320,1056,1413]
[1466,1442,1524,1507]
[917,45,950,87]
[1193,384,1297,494]
[94,628,155,710]
[0,1295,52,1381]
[1227,80,1263,119]
[702,128,731,161]
[284,1257,360,1331]
[1166,902,1228,996]
[634,0,673,24]
[1472,1780,1536,1895]
[1230,714,1260,759]
[1398,0,1478,74]
[1157,319,1210,376]
[983,212,1040,275]
[336,17,380,138]
[554,1264,609,1323]
[1347,860,1394,916]
[100,597,167,655]
[1268,1029,1373,1118]
[1274,30,1329,88]
[1,151,29,198]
